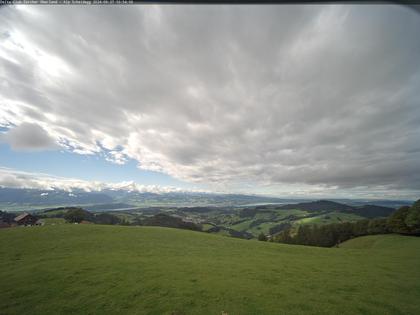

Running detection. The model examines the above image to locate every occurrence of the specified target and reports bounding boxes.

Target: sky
[0,4,419,199]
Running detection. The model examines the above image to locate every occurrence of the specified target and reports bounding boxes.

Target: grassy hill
[1,225,419,315]
[169,202,395,238]
[339,234,420,250]
[6,198,397,239]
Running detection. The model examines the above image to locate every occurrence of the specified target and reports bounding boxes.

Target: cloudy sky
[0,4,419,199]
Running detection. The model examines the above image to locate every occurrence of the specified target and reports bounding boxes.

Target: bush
[258,232,267,241]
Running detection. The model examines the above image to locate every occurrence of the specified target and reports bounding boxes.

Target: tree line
[62,208,129,225]
[2,207,202,232]
[270,199,420,247]
[62,208,201,231]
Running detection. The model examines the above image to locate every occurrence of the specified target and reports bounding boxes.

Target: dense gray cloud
[0,5,419,197]
[1,122,57,150]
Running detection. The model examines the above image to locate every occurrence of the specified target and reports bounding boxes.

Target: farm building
[14,213,38,226]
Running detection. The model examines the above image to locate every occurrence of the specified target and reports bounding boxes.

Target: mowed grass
[1,225,420,315]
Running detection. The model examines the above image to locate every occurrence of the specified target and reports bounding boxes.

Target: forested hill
[278,200,353,211]
[278,200,395,218]
[351,205,396,218]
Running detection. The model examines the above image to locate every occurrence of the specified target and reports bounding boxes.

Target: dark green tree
[258,232,268,241]
[274,229,293,244]
[387,206,411,234]
[64,208,92,223]
[405,200,420,235]
[352,219,369,237]
[367,218,389,234]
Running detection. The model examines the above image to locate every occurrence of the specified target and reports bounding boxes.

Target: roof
[14,213,32,222]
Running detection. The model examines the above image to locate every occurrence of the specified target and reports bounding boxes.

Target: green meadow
[1,225,419,315]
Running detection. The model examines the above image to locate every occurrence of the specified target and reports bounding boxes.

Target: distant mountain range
[0,187,113,206]
[0,187,414,212]
[0,187,299,210]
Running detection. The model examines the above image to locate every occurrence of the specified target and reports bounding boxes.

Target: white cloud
[0,167,417,200]
[105,150,128,165]
[0,167,207,194]
[0,5,419,197]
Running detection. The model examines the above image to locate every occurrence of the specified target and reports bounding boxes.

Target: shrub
[258,232,267,241]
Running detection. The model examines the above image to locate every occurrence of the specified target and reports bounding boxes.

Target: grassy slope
[42,218,66,225]
[227,209,367,237]
[339,234,420,250]
[296,211,365,225]
[0,226,419,315]
[228,209,306,235]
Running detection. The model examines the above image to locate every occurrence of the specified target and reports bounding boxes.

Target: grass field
[41,218,66,225]
[295,211,365,225]
[339,234,420,250]
[1,225,419,315]
[224,208,367,237]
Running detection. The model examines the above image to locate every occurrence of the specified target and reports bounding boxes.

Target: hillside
[350,205,396,218]
[278,200,395,218]
[278,200,354,212]
[1,197,401,240]
[339,234,420,250]
[1,225,420,315]
[279,200,395,218]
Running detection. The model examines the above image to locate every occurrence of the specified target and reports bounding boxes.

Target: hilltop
[1,225,419,315]
[278,200,395,218]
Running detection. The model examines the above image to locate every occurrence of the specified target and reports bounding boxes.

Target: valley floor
[1,225,419,315]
